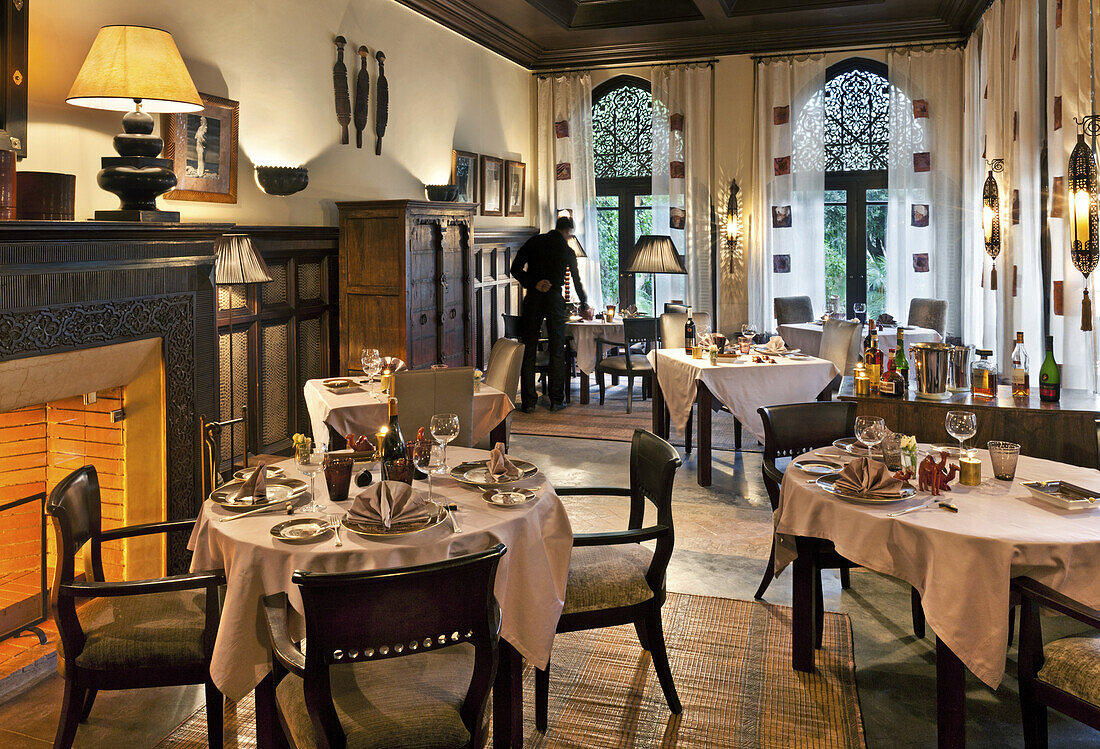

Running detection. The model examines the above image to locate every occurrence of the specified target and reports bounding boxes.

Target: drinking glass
[296,447,326,513]
[412,440,445,503]
[854,416,887,455]
[879,430,903,471]
[945,410,978,458]
[987,441,1021,480]
[430,413,460,472]
[360,348,381,390]
[853,302,866,321]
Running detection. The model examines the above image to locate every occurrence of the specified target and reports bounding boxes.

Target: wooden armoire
[336,200,477,372]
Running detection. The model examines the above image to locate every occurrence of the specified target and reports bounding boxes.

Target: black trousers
[520,291,568,408]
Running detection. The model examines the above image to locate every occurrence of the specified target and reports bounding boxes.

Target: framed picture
[163,93,238,203]
[504,159,526,216]
[480,156,504,216]
[911,204,930,227]
[451,150,478,204]
[772,205,791,228]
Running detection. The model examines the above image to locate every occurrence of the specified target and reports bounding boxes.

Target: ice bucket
[946,344,974,392]
[910,342,953,400]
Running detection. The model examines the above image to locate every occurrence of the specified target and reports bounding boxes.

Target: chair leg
[754,545,777,600]
[1007,606,1016,648]
[53,680,85,749]
[626,377,634,413]
[205,677,224,748]
[1021,696,1049,749]
[839,566,851,589]
[911,587,926,639]
[634,619,651,651]
[535,665,549,732]
[685,409,693,454]
[79,689,97,722]
[814,569,825,649]
[644,610,682,714]
[598,372,606,405]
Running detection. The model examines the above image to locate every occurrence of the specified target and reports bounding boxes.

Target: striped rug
[156,594,864,748]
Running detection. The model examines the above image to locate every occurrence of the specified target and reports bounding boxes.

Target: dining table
[567,317,624,404]
[303,378,514,449]
[648,349,839,486]
[187,447,572,748]
[774,445,1100,747]
[777,321,942,375]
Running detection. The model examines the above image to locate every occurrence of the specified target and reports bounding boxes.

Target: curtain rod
[533,58,716,78]
[751,39,966,62]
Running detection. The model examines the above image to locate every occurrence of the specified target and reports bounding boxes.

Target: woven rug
[155,594,864,748]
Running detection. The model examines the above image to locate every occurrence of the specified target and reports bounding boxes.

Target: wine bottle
[879,350,897,396]
[684,306,696,353]
[1011,332,1030,399]
[883,351,906,398]
[863,319,877,352]
[971,349,997,399]
[895,329,909,389]
[1039,335,1060,403]
[381,396,410,482]
[867,330,883,390]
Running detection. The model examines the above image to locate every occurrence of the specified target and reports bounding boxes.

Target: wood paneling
[472,227,535,369]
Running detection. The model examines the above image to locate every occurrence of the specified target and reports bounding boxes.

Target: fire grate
[0,492,48,644]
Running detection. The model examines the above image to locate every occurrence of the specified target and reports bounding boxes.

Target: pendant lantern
[982,159,1004,290]
[1068,122,1100,331]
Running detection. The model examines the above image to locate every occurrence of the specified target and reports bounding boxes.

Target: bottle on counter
[971,349,997,399]
[895,328,909,383]
[881,349,906,397]
[684,306,696,354]
[866,328,883,390]
[1011,332,1030,399]
[1039,335,1061,403]
[863,318,878,353]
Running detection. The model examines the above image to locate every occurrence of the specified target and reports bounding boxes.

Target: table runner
[188,447,572,701]
[774,447,1100,687]
[303,379,513,448]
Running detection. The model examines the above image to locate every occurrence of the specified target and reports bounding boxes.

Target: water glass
[430,413,460,472]
[945,410,978,457]
[987,441,1021,481]
[361,348,381,389]
[412,440,445,502]
[323,455,354,503]
[879,431,902,471]
[853,302,866,321]
[854,416,886,454]
[738,336,752,354]
[296,447,326,513]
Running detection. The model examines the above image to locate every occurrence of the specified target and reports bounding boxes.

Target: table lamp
[564,236,586,303]
[625,234,687,318]
[67,25,203,222]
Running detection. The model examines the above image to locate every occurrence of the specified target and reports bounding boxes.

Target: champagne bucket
[946,344,974,392]
[910,342,952,400]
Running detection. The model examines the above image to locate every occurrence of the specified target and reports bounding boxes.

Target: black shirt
[509,230,587,306]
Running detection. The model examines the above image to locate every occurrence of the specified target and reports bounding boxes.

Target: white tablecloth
[648,350,839,443]
[778,322,942,361]
[567,319,624,375]
[188,447,572,701]
[303,379,514,449]
[774,447,1100,688]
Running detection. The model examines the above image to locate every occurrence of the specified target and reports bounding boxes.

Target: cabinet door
[439,222,469,366]
[407,221,439,368]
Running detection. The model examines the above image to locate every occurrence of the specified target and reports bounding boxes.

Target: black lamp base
[94,208,180,222]
[94,105,180,222]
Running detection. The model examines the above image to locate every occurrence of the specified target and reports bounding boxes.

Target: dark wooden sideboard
[838,378,1100,468]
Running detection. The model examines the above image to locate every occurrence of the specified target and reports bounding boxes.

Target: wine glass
[853,302,866,322]
[945,411,977,458]
[741,323,757,344]
[412,440,445,503]
[854,416,887,457]
[296,447,326,513]
[360,348,381,389]
[430,413,460,472]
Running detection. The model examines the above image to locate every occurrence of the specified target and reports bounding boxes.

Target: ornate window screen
[593,82,653,179]
[824,68,890,172]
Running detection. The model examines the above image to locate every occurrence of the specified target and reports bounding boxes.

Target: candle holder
[959,456,982,486]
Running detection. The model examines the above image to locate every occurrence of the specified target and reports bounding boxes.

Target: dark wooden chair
[774,295,814,326]
[907,297,948,338]
[45,465,224,749]
[262,543,506,749]
[536,429,682,731]
[1015,577,1100,748]
[594,317,656,413]
[503,312,573,402]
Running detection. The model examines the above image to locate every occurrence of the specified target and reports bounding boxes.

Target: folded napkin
[488,442,522,481]
[233,463,267,504]
[762,335,786,354]
[380,356,408,372]
[834,457,906,498]
[348,481,432,529]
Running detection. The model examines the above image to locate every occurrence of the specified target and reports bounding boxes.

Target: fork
[888,500,935,517]
[327,514,344,546]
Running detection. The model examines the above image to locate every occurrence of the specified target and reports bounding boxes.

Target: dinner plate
[792,458,843,475]
[209,477,308,509]
[753,345,801,356]
[1021,481,1100,511]
[340,506,447,536]
[482,487,537,507]
[449,459,539,488]
[232,465,286,481]
[832,437,870,456]
[270,517,332,543]
[816,472,916,504]
[322,378,358,391]
[925,444,963,458]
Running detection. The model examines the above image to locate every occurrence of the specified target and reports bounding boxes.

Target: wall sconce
[982,158,1004,290]
[725,179,742,273]
[254,165,309,196]
[1069,117,1100,330]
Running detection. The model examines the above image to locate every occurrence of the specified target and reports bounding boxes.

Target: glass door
[824,172,887,319]
[596,176,651,311]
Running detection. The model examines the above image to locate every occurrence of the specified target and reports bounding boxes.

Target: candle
[374,427,388,460]
[380,368,393,393]
[959,456,981,486]
[692,345,703,359]
[854,375,871,396]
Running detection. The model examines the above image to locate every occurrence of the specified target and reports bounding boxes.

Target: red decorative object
[670,160,685,178]
[1054,96,1063,130]
[555,162,571,181]
[913,99,929,119]
[0,150,15,220]
[670,113,684,131]
[917,452,959,496]
[1054,280,1065,315]
[774,156,791,176]
[773,106,789,125]
[914,152,931,172]
[554,120,570,138]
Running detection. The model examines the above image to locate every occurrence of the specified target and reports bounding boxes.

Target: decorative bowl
[425,184,460,201]
[254,165,309,196]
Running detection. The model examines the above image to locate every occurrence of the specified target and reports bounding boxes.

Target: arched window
[823,59,890,319]
[592,76,657,311]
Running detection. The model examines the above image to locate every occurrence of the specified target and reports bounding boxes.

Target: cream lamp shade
[626,235,687,275]
[567,236,587,258]
[67,26,202,113]
[213,235,273,286]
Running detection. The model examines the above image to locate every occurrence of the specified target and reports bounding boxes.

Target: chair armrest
[1013,577,1100,629]
[262,593,306,677]
[573,525,668,547]
[763,462,784,488]
[554,486,632,497]
[59,570,226,598]
[99,518,197,542]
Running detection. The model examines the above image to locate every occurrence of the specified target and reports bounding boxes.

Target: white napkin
[233,463,267,504]
[380,356,408,372]
[488,442,522,481]
[762,335,786,353]
[348,481,431,529]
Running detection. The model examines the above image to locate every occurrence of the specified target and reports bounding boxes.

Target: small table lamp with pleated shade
[625,234,687,316]
[564,236,586,303]
[67,25,203,222]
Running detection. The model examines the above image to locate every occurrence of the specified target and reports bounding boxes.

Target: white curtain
[961,20,989,348]
[885,47,965,336]
[536,73,602,309]
[749,55,826,331]
[651,64,713,317]
[1048,0,1099,390]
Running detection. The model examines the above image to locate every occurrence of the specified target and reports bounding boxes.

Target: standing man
[510,215,591,412]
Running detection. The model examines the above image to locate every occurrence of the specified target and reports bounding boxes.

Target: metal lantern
[982,159,1004,290]
[1068,121,1100,331]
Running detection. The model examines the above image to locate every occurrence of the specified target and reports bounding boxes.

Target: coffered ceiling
[396,0,987,69]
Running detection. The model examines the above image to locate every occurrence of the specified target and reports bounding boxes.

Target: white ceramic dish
[1021,481,1100,511]
[270,517,332,542]
[792,458,844,475]
[482,488,536,507]
[816,472,915,504]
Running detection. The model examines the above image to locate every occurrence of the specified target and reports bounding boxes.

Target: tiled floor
[0,429,1096,747]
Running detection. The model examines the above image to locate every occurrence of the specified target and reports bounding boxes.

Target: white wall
[21,0,535,227]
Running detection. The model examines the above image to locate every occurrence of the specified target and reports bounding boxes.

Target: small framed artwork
[772,205,792,228]
[913,99,929,119]
[773,254,791,273]
[451,150,478,204]
[774,156,791,176]
[504,160,526,217]
[163,93,239,203]
[670,207,685,230]
[913,152,931,173]
[912,253,930,273]
[773,105,789,125]
[480,156,504,216]
[911,204,930,227]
